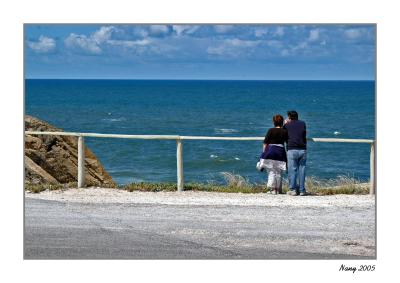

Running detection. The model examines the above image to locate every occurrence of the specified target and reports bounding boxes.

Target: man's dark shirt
[283,120,307,150]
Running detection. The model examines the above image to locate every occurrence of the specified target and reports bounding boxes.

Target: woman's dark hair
[287,110,298,120]
[273,114,284,127]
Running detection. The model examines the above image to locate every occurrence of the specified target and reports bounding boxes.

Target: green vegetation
[122,173,369,195]
[25,173,369,195]
[25,183,62,193]
[302,175,369,195]
[123,182,178,192]
[25,182,77,193]
[122,182,268,193]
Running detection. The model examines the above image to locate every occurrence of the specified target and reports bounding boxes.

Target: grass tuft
[220,172,250,188]
[121,174,369,195]
[25,182,63,193]
[25,174,370,195]
[25,181,82,193]
[123,182,178,192]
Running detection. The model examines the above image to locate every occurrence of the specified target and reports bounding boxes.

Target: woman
[259,114,288,194]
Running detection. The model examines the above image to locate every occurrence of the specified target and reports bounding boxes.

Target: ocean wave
[129,177,146,183]
[334,131,341,135]
[101,117,127,122]
[214,128,239,134]
[209,154,241,162]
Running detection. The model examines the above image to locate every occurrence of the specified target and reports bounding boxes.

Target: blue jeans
[287,149,307,193]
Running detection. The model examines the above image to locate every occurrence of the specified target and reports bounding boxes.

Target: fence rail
[24,131,376,194]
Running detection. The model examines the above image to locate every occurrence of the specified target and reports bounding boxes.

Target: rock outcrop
[25,115,115,187]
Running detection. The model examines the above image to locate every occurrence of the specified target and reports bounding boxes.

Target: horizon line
[25,78,375,81]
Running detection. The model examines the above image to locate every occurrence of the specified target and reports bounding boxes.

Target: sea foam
[102,117,127,122]
[214,128,239,134]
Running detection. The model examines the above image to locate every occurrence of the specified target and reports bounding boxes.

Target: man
[284,110,307,196]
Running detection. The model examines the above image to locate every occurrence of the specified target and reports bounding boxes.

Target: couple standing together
[258,110,307,196]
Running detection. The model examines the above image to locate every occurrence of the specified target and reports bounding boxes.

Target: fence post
[176,138,184,192]
[78,135,85,188]
[370,141,376,195]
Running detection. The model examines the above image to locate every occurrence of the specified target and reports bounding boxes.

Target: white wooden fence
[25,131,376,194]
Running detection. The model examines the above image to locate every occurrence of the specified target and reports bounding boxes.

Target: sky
[25,24,376,80]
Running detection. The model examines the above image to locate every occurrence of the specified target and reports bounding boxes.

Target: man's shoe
[286,190,297,196]
[299,192,308,196]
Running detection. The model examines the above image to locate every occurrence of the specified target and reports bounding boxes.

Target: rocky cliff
[25,115,115,187]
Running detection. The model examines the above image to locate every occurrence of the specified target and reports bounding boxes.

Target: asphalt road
[24,198,375,259]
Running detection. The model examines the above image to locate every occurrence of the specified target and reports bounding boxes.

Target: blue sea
[25,79,375,185]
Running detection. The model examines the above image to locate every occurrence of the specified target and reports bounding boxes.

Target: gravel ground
[25,187,374,207]
[24,188,376,259]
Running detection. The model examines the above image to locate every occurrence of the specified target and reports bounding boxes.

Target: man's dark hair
[287,110,298,120]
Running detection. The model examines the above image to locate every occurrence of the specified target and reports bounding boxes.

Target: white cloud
[92,26,115,44]
[65,33,102,54]
[281,41,309,57]
[27,36,56,53]
[64,25,153,55]
[172,25,199,36]
[308,29,320,41]
[207,46,225,55]
[207,38,260,56]
[344,28,363,39]
[274,26,285,37]
[64,26,119,54]
[214,25,234,33]
[266,40,282,48]
[254,28,268,38]
[225,38,260,47]
[131,27,149,38]
[282,39,331,58]
[294,41,308,50]
[107,39,151,47]
[280,49,290,56]
[149,25,170,36]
